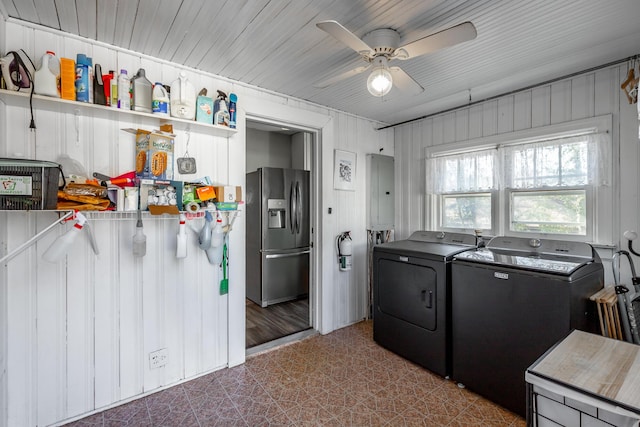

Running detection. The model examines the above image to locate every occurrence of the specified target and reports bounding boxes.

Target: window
[427,129,611,242]
[427,149,497,233]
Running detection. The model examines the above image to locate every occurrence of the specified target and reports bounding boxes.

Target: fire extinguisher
[337,231,352,271]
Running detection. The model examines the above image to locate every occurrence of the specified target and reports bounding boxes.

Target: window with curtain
[427,149,498,232]
[428,131,611,240]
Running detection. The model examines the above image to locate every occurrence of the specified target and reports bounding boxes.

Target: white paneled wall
[394,62,640,285]
[0,20,392,427]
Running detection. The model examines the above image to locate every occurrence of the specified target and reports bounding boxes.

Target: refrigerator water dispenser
[267,199,286,228]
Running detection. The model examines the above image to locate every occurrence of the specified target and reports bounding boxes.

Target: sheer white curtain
[501,132,611,189]
[427,149,498,193]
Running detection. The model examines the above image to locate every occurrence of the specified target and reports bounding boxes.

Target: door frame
[229,98,333,366]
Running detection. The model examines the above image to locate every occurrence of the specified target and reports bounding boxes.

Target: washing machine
[451,236,604,417]
[373,231,478,377]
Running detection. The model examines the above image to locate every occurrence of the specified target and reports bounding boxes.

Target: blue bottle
[75,54,92,103]
[228,93,237,129]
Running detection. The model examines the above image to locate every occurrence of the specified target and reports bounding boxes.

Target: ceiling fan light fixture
[367,66,393,97]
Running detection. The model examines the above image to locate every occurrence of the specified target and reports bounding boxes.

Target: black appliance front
[373,251,448,377]
[451,258,603,417]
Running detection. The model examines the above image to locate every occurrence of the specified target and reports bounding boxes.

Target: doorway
[245,119,315,350]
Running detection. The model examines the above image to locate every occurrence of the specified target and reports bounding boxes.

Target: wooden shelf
[0,88,238,137]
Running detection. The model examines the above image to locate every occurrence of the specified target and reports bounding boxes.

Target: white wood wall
[0,20,393,427]
[394,63,640,285]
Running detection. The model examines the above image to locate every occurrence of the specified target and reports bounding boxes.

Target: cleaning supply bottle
[176,213,188,258]
[213,90,229,126]
[102,70,115,106]
[131,68,152,113]
[152,82,170,116]
[117,69,130,109]
[198,210,213,250]
[170,71,196,119]
[228,93,237,129]
[132,208,146,257]
[75,54,92,102]
[42,212,87,262]
[34,51,60,97]
[110,70,119,108]
[208,214,224,265]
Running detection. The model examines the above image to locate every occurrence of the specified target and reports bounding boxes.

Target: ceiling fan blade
[395,21,477,60]
[316,20,374,57]
[389,67,424,95]
[313,65,371,89]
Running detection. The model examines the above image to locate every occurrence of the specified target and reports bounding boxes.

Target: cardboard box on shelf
[124,128,175,181]
[214,185,242,202]
[139,179,183,215]
[196,95,214,124]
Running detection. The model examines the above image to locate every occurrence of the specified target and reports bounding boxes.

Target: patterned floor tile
[63,320,525,427]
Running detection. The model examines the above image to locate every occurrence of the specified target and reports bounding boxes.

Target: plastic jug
[34,51,60,97]
[152,82,170,116]
[131,68,152,113]
[170,72,196,120]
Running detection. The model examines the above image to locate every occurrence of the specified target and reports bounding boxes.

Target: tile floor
[65,321,526,426]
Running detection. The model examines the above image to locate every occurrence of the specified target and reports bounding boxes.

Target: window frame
[424,114,612,245]
[436,190,498,236]
[503,186,594,242]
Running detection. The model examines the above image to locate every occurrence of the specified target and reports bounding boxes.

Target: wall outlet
[149,348,168,369]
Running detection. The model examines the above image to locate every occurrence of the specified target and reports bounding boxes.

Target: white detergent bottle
[170,71,196,120]
[152,82,170,116]
[34,51,60,97]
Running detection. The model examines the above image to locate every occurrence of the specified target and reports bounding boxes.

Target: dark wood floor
[246,297,310,348]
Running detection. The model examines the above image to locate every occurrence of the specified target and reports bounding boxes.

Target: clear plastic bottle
[42,213,87,263]
[117,69,130,110]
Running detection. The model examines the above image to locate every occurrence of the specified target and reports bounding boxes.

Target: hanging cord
[183,129,191,158]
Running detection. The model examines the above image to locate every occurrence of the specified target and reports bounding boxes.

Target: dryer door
[377,258,437,330]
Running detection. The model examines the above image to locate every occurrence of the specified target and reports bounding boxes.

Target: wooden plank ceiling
[1,0,639,125]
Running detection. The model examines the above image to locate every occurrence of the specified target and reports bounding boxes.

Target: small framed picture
[334,149,356,191]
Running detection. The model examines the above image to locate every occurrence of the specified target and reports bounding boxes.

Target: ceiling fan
[315,20,477,97]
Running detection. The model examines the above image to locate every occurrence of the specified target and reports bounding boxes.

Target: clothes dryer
[373,231,477,377]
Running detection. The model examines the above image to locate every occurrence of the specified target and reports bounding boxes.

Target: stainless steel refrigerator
[246,167,310,307]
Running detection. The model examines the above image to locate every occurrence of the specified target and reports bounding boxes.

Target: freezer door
[294,170,310,248]
[260,249,310,307]
[261,168,296,250]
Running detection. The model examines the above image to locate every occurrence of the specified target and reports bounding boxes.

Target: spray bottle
[213,90,229,126]
[132,207,146,257]
[42,212,96,262]
[199,210,213,250]
[208,214,224,265]
[228,93,237,129]
[176,213,187,258]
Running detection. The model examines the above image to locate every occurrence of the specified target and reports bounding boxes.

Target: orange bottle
[59,58,75,100]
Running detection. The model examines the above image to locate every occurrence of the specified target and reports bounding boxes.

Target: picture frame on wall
[334,149,356,191]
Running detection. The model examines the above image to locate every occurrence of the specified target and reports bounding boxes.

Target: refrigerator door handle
[265,249,311,259]
[289,182,295,234]
[296,181,301,234]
